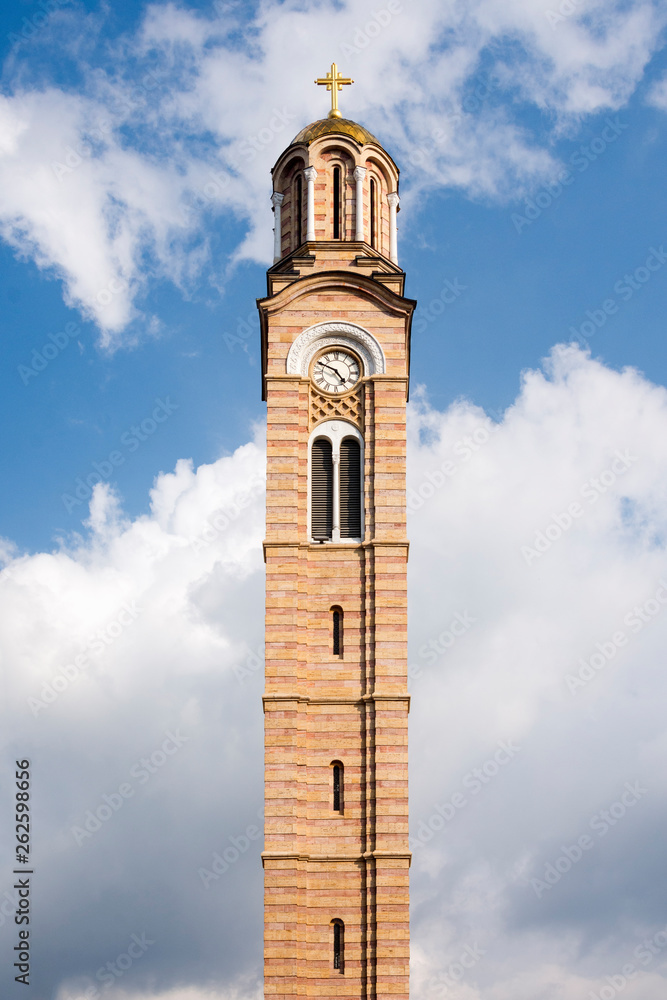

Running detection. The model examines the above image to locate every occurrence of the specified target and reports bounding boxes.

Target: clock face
[312,350,361,393]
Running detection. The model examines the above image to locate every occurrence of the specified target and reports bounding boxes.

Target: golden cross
[315,62,353,119]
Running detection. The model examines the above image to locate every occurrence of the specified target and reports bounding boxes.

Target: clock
[312,350,361,394]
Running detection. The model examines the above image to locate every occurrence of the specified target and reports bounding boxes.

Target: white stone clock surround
[286,320,386,378]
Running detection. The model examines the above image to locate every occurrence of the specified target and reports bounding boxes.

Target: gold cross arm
[315,62,353,119]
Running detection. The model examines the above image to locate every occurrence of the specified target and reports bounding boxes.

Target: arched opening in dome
[333,166,341,239]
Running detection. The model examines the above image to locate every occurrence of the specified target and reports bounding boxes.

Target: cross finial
[315,62,353,119]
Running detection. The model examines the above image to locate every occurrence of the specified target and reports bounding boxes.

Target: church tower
[258,65,415,1000]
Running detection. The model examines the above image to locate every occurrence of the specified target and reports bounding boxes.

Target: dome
[290,117,380,147]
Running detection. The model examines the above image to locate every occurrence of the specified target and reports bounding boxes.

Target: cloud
[647,72,667,109]
[2,345,667,998]
[1,0,666,341]
[407,344,667,998]
[0,428,267,998]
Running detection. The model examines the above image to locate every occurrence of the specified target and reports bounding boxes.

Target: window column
[388,191,399,264]
[332,442,340,541]
[353,165,366,242]
[271,191,284,262]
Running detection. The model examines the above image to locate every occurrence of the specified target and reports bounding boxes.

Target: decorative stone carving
[309,384,363,431]
[286,320,386,377]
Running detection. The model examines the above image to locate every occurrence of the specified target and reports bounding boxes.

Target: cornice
[262,539,410,561]
[258,268,416,317]
[263,374,409,383]
[262,693,410,706]
[261,851,412,867]
[257,270,415,401]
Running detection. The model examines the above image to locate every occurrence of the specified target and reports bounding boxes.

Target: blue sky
[2,3,667,1000]
[1,0,666,552]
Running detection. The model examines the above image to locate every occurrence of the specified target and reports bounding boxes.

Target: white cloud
[1,0,666,340]
[0,428,268,994]
[2,346,667,997]
[647,72,667,109]
[407,345,667,997]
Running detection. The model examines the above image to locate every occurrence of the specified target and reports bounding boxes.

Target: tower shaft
[260,114,414,1000]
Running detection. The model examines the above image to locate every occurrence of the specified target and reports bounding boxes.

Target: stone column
[271,191,284,262]
[332,431,340,543]
[353,166,367,242]
[304,167,318,241]
[388,192,399,264]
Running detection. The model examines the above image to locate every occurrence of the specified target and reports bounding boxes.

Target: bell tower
[258,66,415,1000]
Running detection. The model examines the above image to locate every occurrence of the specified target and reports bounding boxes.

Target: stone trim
[262,538,410,561]
[262,851,412,865]
[286,320,386,377]
[264,374,408,384]
[263,694,411,709]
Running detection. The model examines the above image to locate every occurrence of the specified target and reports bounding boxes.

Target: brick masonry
[260,122,415,1000]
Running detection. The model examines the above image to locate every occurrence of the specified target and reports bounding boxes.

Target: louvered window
[311,439,333,540]
[309,423,363,542]
[339,439,361,538]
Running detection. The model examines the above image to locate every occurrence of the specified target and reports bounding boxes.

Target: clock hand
[321,362,347,382]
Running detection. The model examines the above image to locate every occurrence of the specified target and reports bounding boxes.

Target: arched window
[370,177,377,249]
[309,422,363,543]
[331,606,343,656]
[295,174,303,249]
[311,439,333,540]
[333,166,341,239]
[332,919,344,971]
[331,760,343,812]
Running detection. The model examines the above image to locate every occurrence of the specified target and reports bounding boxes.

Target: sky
[1,0,667,999]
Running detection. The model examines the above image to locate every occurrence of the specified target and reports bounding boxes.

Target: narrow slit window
[339,439,361,538]
[332,763,342,812]
[370,177,377,249]
[332,608,342,656]
[333,166,341,239]
[311,439,333,540]
[295,175,303,248]
[333,920,344,970]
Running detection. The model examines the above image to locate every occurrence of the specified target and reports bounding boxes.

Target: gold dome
[291,117,380,147]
